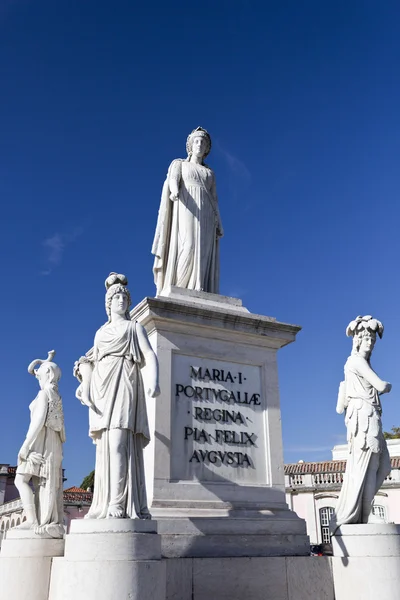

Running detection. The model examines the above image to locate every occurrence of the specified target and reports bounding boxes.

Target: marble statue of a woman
[15,350,65,538]
[152,126,223,296]
[332,315,392,530]
[74,272,160,519]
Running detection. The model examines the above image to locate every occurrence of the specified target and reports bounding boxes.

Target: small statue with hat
[14,350,65,537]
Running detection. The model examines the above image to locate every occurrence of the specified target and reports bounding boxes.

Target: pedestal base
[332,524,400,600]
[48,519,166,600]
[165,556,334,600]
[155,512,309,557]
[0,529,64,600]
[132,292,309,560]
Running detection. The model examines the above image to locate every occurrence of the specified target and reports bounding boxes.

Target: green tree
[383,427,400,440]
[80,470,95,491]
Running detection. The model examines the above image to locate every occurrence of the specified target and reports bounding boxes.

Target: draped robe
[152,159,223,295]
[333,355,391,530]
[86,320,150,519]
[17,386,65,533]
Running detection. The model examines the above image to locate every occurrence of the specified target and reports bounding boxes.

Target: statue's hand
[384,382,392,394]
[18,444,29,462]
[170,193,179,202]
[148,383,161,398]
[81,392,93,409]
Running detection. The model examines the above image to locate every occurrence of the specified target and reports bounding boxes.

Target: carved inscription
[171,355,266,484]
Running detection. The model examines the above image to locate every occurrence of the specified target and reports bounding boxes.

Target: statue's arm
[169,160,182,201]
[136,322,160,398]
[355,357,391,394]
[19,391,47,460]
[73,339,97,408]
[211,176,223,237]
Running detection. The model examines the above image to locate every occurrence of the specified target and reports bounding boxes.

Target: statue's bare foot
[107,504,124,518]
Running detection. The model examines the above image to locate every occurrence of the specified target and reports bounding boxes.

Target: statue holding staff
[152,127,223,295]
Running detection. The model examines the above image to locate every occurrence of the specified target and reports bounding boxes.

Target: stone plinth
[48,519,165,600]
[332,523,400,600]
[165,556,334,600]
[132,289,309,557]
[0,529,64,600]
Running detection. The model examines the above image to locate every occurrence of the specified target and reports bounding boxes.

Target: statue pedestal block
[0,529,64,600]
[48,519,165,600]
[332,524,400,600]
[132,290,309,558]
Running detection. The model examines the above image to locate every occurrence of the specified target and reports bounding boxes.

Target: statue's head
[186,127,211,161]
[28,350,61,390]
[105,272,131,321]
[346,315,383,358]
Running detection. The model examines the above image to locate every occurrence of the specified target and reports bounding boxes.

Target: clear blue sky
[1,0,400,487]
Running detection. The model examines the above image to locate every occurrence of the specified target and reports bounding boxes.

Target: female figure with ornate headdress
[74,272,160,519]
[15,350,65,537]
[152,127,223,295]
[333,316,392,530]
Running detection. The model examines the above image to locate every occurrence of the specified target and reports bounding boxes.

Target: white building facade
[0,464,92,546]
[285,440,400,546]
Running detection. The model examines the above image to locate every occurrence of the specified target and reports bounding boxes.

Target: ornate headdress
[346,315,384,353]
[28,350,61,385]
[28,350,56,375]
[104,272,131,320]
[186,126,212,159]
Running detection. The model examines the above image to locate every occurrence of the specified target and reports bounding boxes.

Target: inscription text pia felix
[176,366,261,467]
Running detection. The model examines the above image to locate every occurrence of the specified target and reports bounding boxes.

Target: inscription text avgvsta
[177,365,260,468]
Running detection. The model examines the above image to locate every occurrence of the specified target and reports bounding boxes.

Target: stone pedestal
[165,556,334,600]
[48,519,165,600]
[332,523,400,600]
[132,288,309,558]
[0,529,64,600]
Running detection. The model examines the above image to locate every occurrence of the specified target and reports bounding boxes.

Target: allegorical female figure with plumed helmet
[74,272,160,519]
[152,127,223,295]
[332,315,392,531]
[15,350,65,538]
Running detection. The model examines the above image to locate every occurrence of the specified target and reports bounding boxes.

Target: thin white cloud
[41,227,83,275]
[215,141,252,183]
[43,234,64,267]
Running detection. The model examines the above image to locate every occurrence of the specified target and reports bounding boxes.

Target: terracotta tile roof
[284,460,346,475]
[63,488,93,504]
[285,457,400,475]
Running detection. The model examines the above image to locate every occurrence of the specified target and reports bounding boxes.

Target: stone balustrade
[287,468,400,490]
[0,499,22,516]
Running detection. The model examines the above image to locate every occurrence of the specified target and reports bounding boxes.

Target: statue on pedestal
[15,350,65,538]
[74,272,160,519]
[152,127,223,296]
[333,315,392,530]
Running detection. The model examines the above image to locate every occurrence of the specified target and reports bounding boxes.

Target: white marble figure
[15,350,65,538]
[333,315,392,530]
[152,126,223,296]
[73,272,160,519]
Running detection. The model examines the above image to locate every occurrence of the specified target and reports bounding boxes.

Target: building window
[319,507,334,544]
[372,505,386,521]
